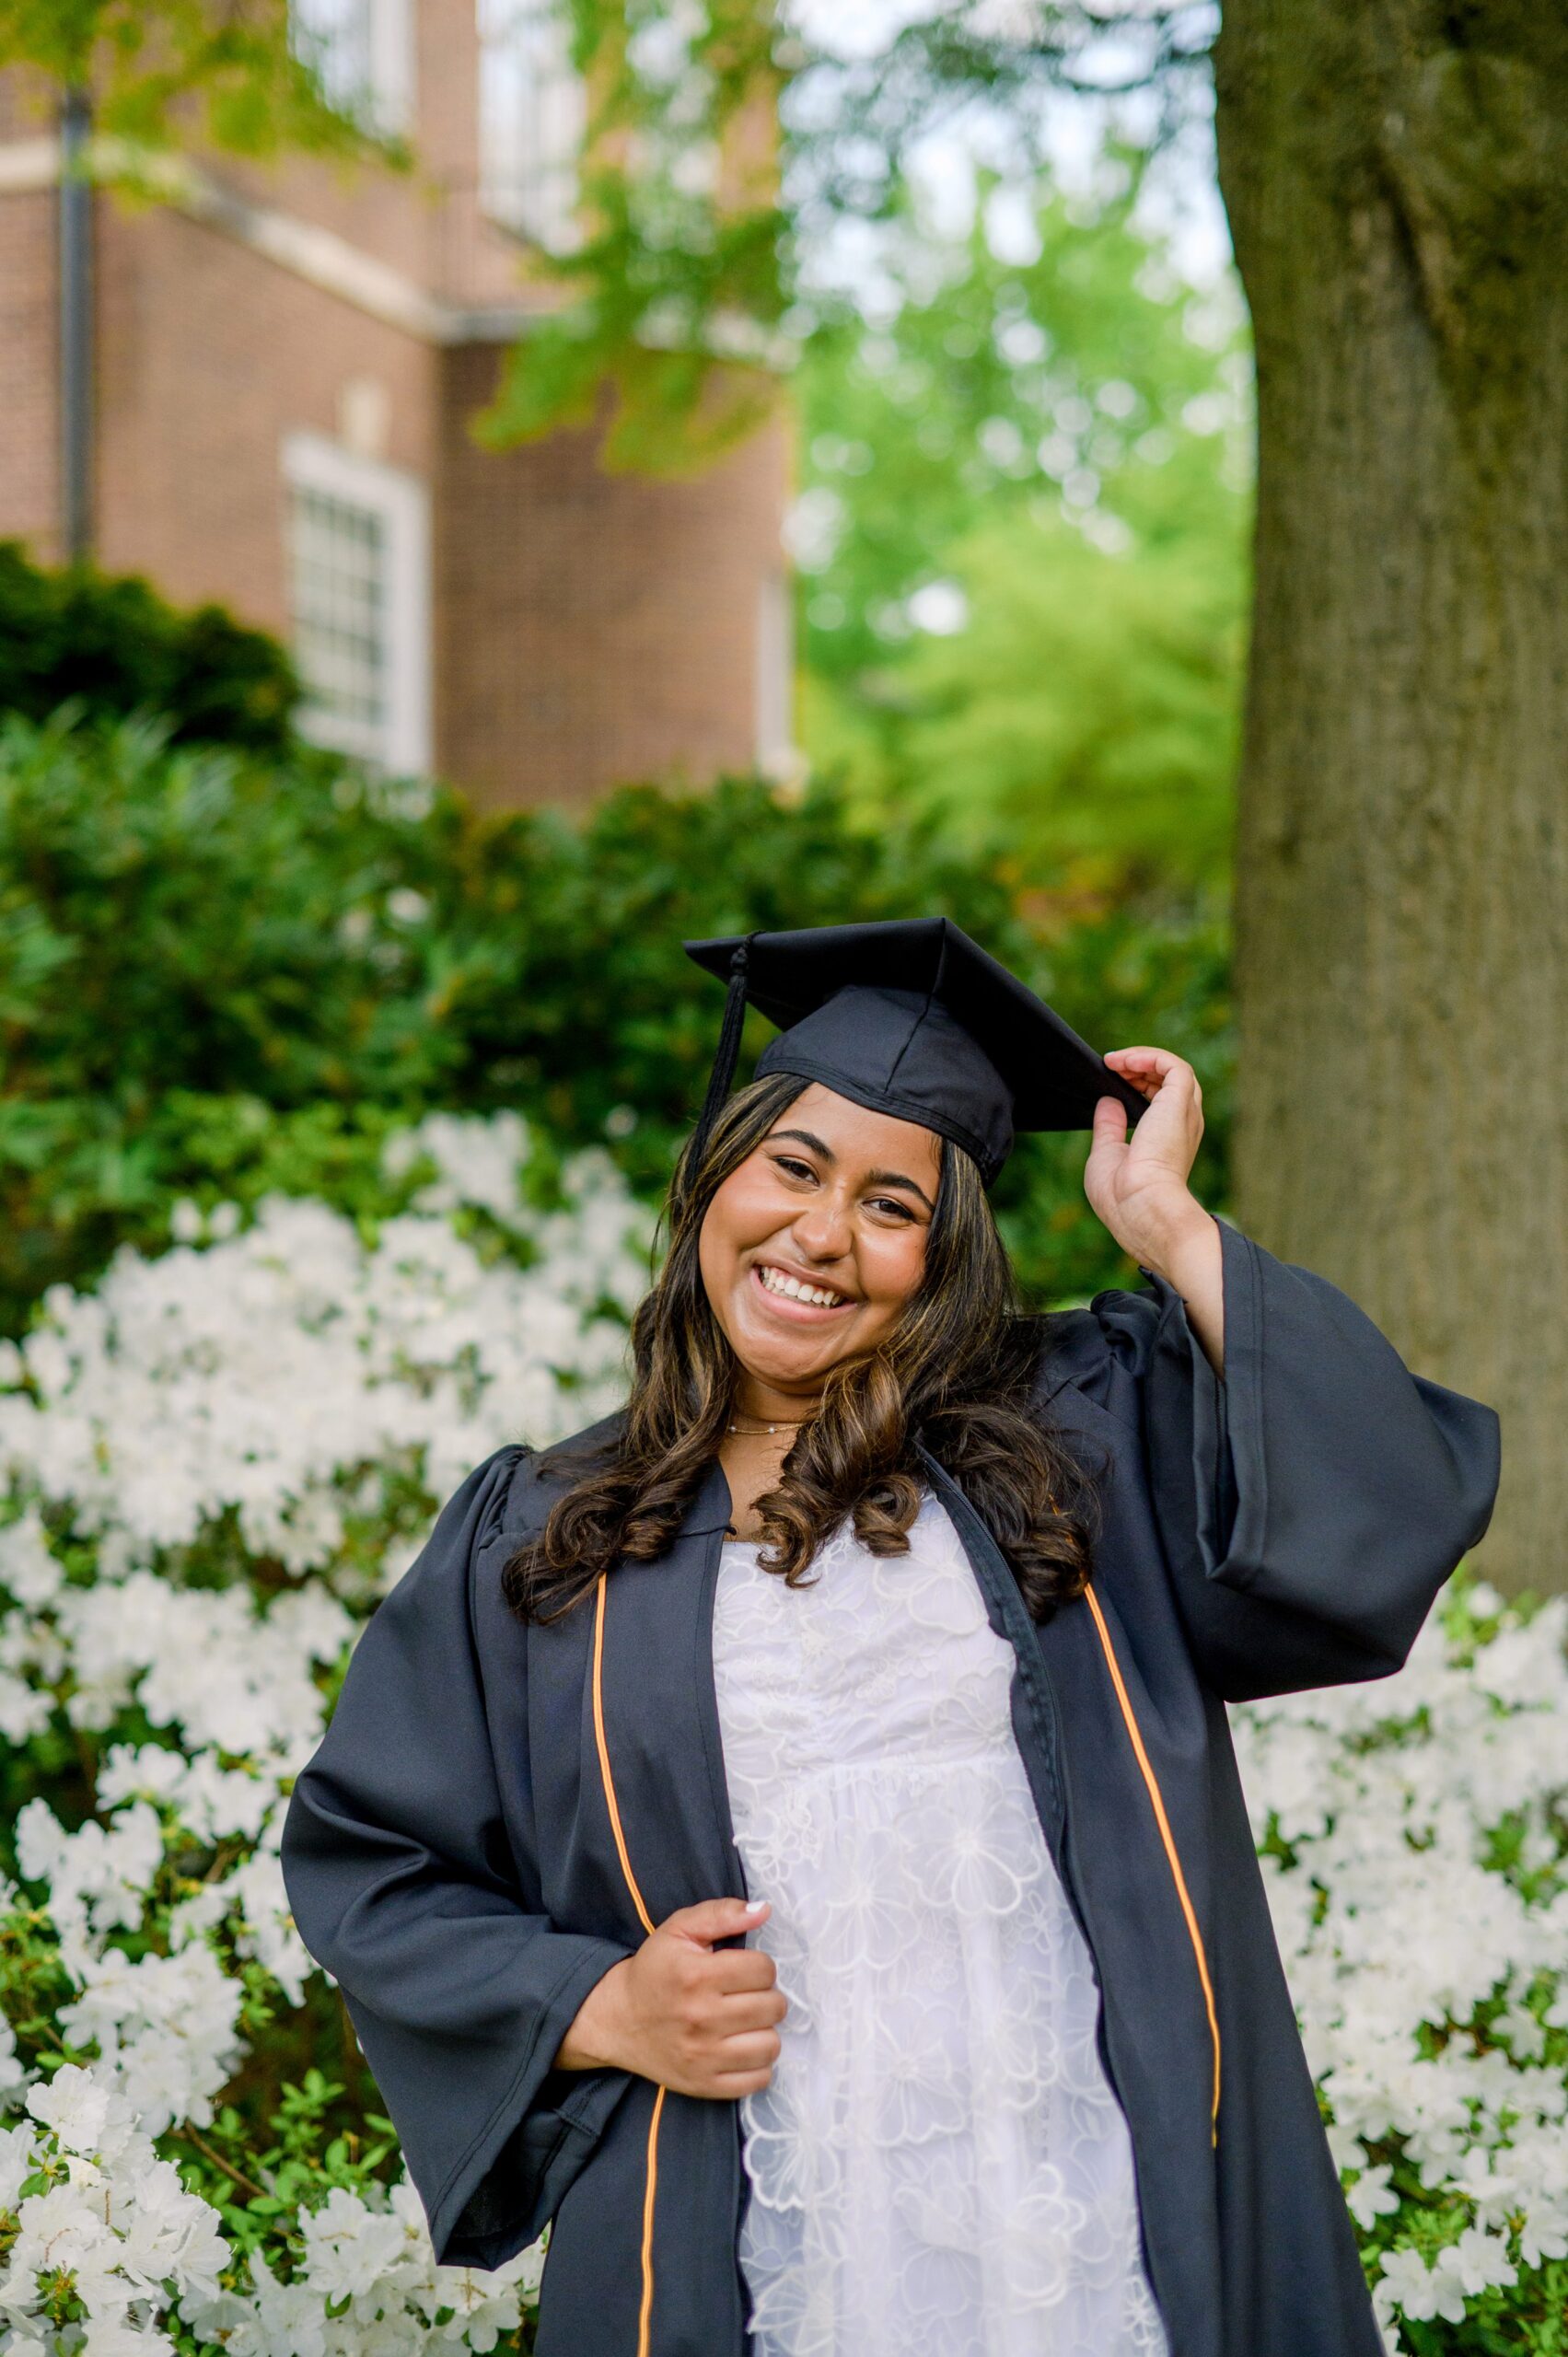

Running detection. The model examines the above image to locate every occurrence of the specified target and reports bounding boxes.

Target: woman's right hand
[554,1898,787,2099]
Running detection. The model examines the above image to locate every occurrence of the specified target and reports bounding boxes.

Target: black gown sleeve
[1059,1215,1502,1702]
[280,1446,634,2268]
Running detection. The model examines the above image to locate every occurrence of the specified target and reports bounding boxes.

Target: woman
[282,918,1500,2357]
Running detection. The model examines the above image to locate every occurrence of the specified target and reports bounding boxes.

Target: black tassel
[689,936,753,1169]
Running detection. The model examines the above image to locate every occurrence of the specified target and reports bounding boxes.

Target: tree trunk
[1213,4,1568,1593]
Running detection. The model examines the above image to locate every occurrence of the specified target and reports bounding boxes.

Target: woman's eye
[764,1157,914,1221]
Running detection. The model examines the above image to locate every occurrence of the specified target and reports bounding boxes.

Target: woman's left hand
[1084,1046,1214,1280]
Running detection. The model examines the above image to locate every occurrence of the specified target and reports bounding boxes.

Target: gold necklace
[726,1415,810,1436]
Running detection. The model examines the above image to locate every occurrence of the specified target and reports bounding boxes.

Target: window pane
[289,0,412,134]
[288,485,389,735]
[756,572,796,777]
[291,0,371,112]
[478,0,585,250]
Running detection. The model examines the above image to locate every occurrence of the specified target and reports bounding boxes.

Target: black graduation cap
[683,918,1145,1187]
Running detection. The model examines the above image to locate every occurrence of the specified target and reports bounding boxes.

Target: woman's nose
[790,1200,854,1261]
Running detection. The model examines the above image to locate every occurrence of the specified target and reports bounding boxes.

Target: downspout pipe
[59,85,93,565]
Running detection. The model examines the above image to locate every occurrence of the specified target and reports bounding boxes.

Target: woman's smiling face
[698,1083,942,1401]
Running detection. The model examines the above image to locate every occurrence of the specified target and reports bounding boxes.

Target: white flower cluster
[0,2067,539,2357]
[0,1117,649,2353]
[0,1112,647,1583]
[0,2066,228,2355]
[187,2181,542,2357]
[1233,1585,1568,2349]
[0,1111,1561,2351]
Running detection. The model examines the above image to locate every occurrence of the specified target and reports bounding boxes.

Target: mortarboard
[683,918,1145,1188]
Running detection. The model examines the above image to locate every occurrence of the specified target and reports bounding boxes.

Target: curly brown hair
[503,1072,1099,1627]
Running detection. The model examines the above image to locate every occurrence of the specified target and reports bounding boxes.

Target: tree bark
[1213,4,1568,1593]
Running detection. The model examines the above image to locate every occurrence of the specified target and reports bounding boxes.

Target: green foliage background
[793,180,1249,905]
[0,541,301,753]
[0,0,398,163]
[0,702,1228,1336]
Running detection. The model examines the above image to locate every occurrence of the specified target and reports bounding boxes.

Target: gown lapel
[565,1457,754,2357]
[589,1454,749,1930]
[918,1444,1224,2357]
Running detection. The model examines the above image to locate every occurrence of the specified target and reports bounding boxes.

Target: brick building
[0,1,792,806]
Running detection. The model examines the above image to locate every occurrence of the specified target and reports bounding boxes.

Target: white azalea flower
[1494,2001,1547,2059]
[298,2187,413,2302]
[26,2062,126,2158]
[0,2120,41,2208]
[0,1511,63,1607]
[112,2158,227,2298]
[1375,2243,1464,2324]
[1345,2162,1400,2230]
[79,2318,178,2354]
[1435,2224,1516,2299]
[192,2248,331,2357]
[58,1943,243,2134]
[0,2014,29,2109]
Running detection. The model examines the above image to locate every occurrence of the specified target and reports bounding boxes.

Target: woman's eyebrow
[865,1167,935,1213]
[767,1130,935,1215]
[768,1127,835,1160]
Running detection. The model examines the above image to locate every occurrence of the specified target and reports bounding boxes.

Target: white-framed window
[477,0,585,252]
[289,0,415,136]
[283,432,431,774]
[755,571,796,777]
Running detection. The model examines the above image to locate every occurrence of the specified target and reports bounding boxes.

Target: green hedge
[0,711,1229,1329]
[0,542,300,753]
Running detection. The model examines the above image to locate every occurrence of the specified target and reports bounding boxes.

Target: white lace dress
[711,1490,1169,2357]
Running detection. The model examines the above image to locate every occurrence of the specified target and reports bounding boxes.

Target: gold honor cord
[592,1573,666,2355]
[1083,1585,1223,2146]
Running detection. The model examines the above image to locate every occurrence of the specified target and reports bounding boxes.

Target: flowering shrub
[1234,1591,1568,2351]
[0,1115,649,2354]
[0,1111,1560,2351]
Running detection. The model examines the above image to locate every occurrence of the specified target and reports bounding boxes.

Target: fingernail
[744,1898,767,1915]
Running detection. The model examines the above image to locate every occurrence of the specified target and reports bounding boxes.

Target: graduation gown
[280,1218,1501,2357]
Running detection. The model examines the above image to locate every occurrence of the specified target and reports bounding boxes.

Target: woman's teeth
[759,1265,847,1308]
